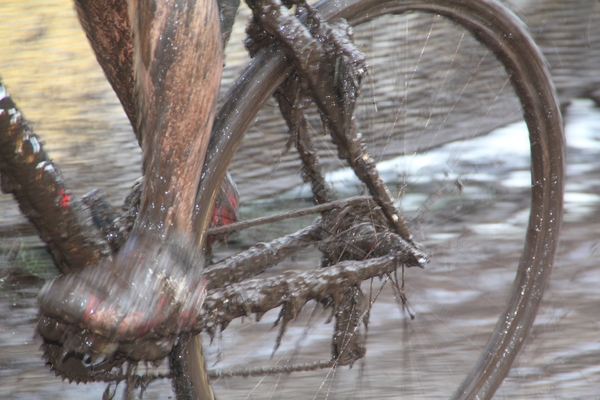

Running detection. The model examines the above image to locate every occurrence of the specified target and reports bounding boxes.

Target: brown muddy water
[1,1,600,399]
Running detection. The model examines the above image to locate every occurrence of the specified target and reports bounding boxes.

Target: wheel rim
[198,1,564,398]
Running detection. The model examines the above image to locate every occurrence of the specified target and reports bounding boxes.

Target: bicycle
[0,0,564,398]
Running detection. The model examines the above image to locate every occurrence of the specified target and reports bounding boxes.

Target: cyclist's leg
[38,0,223,398]
[74,0,241,143]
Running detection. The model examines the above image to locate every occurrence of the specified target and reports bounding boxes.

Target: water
[1,100,598,399]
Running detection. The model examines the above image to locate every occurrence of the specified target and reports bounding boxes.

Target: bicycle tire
[196,0,564,398]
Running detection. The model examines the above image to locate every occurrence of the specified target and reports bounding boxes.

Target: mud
[1,0,600,399]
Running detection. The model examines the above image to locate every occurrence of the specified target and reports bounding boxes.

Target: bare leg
[74,0,240,144]
[37,0,223,397]
[130,0,223,398]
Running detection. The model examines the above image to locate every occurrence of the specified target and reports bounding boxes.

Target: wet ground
[1,101,599,399]
[1,1,600,399]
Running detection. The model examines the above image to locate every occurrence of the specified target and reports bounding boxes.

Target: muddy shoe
[37,233,206,368]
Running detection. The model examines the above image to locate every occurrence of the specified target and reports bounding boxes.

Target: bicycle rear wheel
[198,0,564,398]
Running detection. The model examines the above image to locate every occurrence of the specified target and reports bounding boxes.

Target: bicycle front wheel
[198,0,564,398]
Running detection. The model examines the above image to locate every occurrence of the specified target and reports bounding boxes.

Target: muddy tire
[197,0,565,398]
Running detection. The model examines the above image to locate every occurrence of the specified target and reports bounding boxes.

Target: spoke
[206,196,372,236]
